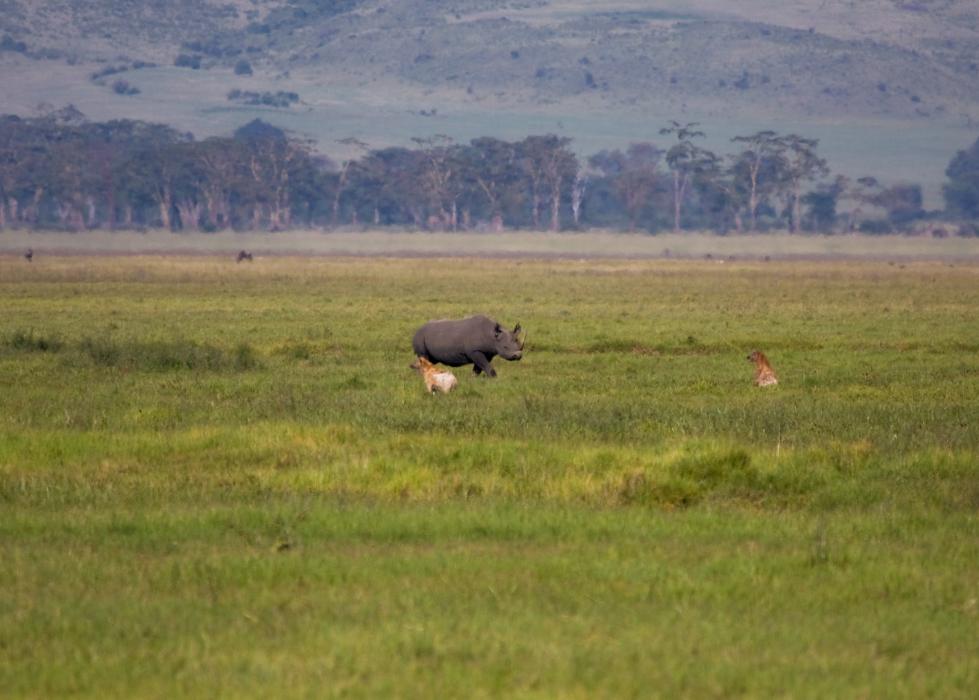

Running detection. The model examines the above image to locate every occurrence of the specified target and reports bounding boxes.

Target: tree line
[1,110,976,234]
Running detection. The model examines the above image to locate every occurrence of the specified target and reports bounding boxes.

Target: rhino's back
[412,315,493,364]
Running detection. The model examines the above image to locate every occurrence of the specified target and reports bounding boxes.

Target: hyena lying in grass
[747,350,778,386]
[410,356,458,394]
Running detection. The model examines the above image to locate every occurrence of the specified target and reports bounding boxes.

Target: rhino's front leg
[469,351,497,378]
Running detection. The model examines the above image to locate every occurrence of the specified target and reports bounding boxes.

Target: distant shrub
[859,219,893,235]
[273,341,314,361]
[112,80,140,96]
[78,337,259,372]
[0,34,27,53]
[174,54,202,69]
[91,65,128,81]
[226,89,299,108]
[234,59,253,76]
[3,329,64,353]
[232,342,259,371]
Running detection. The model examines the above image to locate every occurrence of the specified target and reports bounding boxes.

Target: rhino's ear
[513,323,522,335]
[494,323,503,337]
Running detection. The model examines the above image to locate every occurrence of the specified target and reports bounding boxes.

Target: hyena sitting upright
[747,350,779,386]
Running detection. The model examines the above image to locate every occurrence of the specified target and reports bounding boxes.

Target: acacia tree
[466,137,521,231]
[730,130,784,231]
[801,175,848,232]
[690,154,746,233]
[518,135,577,231]
[659,121,717,232]
[348,147,423,226]
[118,123,190,229]
[194,137,245,230]
[331,136,369,226]
[412,135,465,230]
[0,116,35,228]
[588,142,663,230]
[776,134,829,232]
[944,137,979,220]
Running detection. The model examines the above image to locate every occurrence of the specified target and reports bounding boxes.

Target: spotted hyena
[410,356,458,394]
[747,350,778,386]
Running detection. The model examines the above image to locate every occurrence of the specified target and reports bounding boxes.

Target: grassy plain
[1,253,978,697]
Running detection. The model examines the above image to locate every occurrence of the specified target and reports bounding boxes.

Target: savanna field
[1,251,978,697]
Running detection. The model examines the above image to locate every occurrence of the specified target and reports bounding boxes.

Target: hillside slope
[1,0,978,204]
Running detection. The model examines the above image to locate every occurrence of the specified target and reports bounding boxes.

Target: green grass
[1,255,978,697]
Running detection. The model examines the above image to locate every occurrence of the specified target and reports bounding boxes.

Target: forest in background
[2,109,977,236]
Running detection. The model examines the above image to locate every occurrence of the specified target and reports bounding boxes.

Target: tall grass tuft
[2,329,64,353]
[77,337,260,372]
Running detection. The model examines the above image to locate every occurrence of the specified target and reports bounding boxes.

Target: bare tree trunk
[550,184,561,231]
[204,192,218,228]
[69,204,85,231]
[0,200,6,230]
[531,190,541,229]
[85,196,97,229]
[176,201,202,231]
[55,201,70,227]
[332,163,349,227]
[571,173,586,226]
[25,188,44,225]
[791,183,802,233]
[6,197,18,227]
[490,213,503,232]
[672,171,684,232]
[157,186,172,229]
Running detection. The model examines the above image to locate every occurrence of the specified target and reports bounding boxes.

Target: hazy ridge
[2,0,978,204]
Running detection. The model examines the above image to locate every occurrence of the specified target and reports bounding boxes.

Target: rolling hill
[2,0,978,206]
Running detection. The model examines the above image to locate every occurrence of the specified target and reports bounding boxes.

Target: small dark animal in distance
[747,350,778,386]
[236,250,253,263]
[24,248,33,262]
